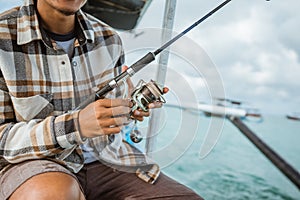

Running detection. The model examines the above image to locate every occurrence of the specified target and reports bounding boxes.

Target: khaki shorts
[0,160,80,200]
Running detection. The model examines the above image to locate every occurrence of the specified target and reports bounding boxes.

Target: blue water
[144,108,300,200]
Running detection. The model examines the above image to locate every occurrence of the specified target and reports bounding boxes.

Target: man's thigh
[76,162,203,200]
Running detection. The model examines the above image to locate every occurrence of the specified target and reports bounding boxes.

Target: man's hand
[78,99,132,138]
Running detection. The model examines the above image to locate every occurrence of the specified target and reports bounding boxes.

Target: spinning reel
[131,80,166,112]
[129,80,166,143]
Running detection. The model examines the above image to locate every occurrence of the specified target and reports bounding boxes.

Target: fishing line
[75,0,232,110]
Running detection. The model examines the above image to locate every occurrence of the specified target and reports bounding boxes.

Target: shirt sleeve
[0,76,85,163]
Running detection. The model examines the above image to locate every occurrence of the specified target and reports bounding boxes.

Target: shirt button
[72,61,77,67]
[61,61,66,65]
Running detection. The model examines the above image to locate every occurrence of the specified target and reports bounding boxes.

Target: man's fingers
[96,99,132,108]
[102,126,123,135]
[148,102,163,109]
[163,87,169,93]
[126,78,134,95]
[133,110,150,117]
[98,117,129,127]
[95,105,131,118]
[110,106,131,117]
[134,116,144,122]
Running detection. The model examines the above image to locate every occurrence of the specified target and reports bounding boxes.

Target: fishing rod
[75,0,232,110]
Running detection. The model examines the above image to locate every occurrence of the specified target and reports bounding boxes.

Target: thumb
[122,65,135,95]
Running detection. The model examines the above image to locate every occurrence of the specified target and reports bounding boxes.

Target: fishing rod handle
[131,52,155,73]
[115,52,156,83]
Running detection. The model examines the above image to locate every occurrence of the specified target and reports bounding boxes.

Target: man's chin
[58,9,78,16]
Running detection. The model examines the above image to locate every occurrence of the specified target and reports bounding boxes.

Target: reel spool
[129,79,166,143]
[131,80,166,112]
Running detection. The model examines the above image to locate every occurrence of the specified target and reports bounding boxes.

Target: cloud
[159,0,300,114]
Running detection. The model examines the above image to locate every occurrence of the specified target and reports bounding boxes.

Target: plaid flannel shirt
[0,0,159,184]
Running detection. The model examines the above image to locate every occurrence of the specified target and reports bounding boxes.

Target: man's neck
[36,1,76,35]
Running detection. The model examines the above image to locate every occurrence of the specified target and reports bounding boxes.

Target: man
[0,0,203,199]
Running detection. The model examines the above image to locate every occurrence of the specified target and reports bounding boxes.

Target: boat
[197,102,247,117]
[82,0,152,30]
[286,112,300,121]
[165,98,262,121]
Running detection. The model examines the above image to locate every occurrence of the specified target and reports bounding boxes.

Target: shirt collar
[17,0,95,46]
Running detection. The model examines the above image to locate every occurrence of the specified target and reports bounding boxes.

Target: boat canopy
[82,0,152,30]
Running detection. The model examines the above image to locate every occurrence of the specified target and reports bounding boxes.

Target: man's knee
[9,172,85,200]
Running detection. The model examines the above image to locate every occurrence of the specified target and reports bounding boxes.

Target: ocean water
[143,108,300,200]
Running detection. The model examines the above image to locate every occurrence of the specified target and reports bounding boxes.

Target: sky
[135,0,300,115]
[1,0,299,115]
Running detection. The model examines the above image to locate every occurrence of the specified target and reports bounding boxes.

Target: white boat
[165,98,262,120]
[166,102,246,117]
[286,112,300,121]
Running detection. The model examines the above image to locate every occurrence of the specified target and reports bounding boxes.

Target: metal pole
[145,0,177,156]
[229,117,300,190]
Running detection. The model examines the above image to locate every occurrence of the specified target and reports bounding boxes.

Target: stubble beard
[55,8,78,16]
